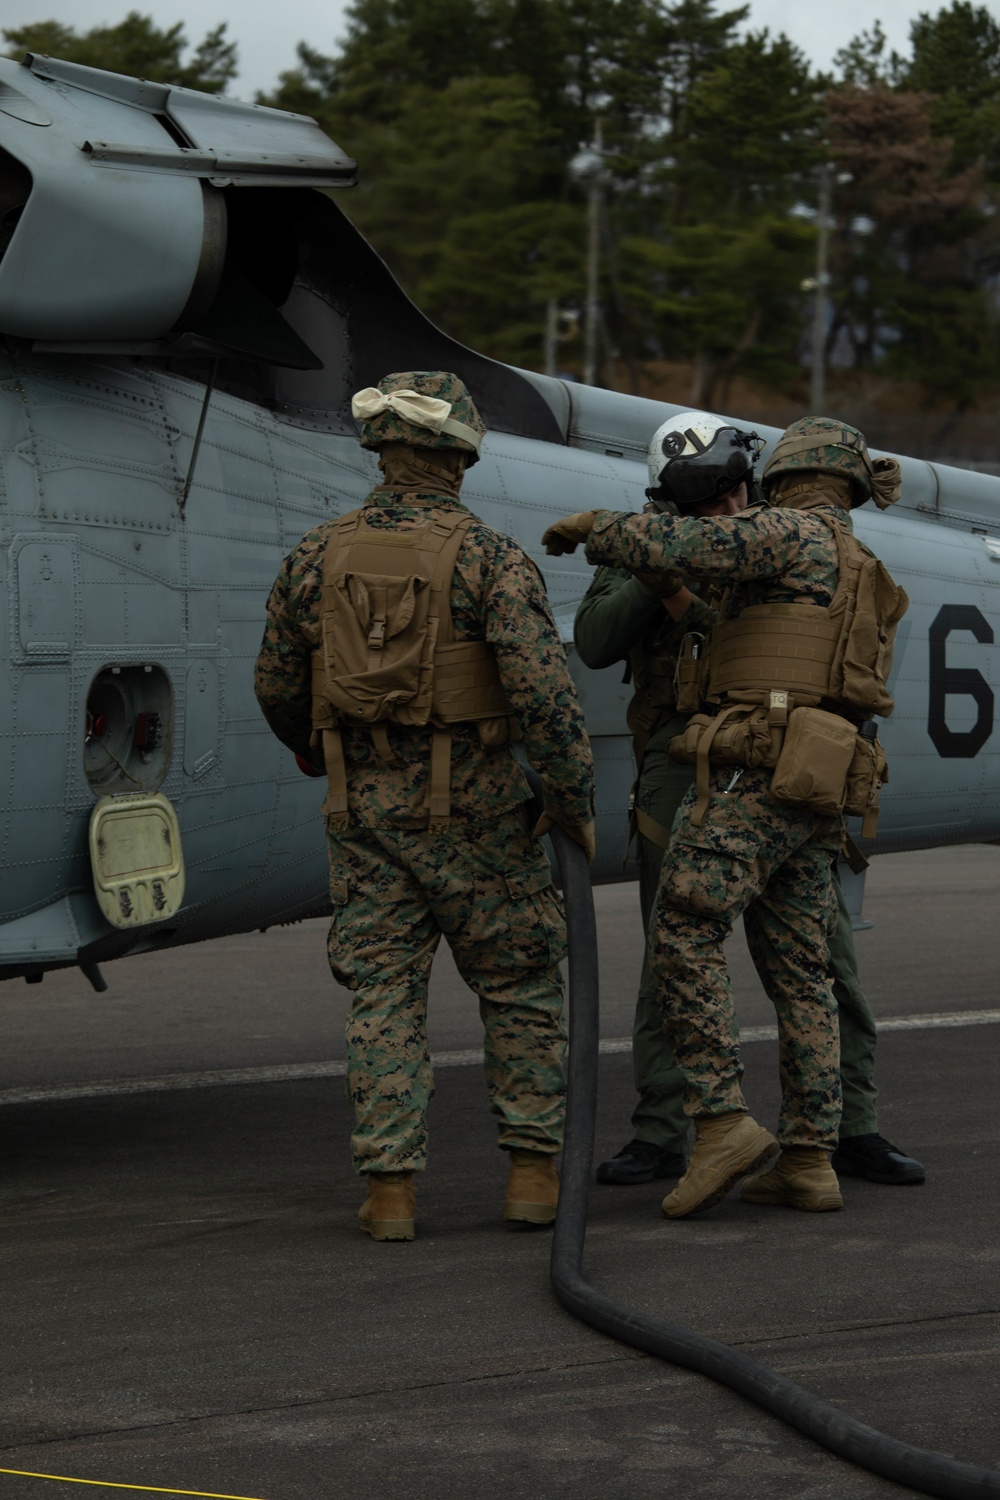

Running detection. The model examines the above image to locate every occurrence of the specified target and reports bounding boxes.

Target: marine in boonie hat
[761,415,901,510]
[351,370,486,465]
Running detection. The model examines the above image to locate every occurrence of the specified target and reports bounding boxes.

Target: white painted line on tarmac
[869,1008,1000,1032]
[2,1009,998,1108]
[0,1061,350,1106]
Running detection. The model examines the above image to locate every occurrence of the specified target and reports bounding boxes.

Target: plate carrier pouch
[310,508,516,829]
[669,511,908,831]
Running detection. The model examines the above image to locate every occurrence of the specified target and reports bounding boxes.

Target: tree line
[6,3,1000,412]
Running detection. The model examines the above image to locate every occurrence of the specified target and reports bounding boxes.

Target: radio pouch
[668,704,781,770]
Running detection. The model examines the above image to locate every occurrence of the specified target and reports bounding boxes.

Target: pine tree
[825,83,999,404]
[617,22,822,402]
[3,12,237,93]
[900,2,1000,176]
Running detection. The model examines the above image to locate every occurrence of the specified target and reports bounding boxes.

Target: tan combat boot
[661,1112,779,1219]
[503,1149,559,1225]
[358,1171,416,1241]
[740,1147,843,1212]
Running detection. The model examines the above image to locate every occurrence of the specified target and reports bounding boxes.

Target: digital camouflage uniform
[256,429,594,1174]
[584,502,853,1150]
[575,568,879,1152]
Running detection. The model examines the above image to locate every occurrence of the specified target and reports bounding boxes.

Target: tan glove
[542,510,600,556]
[634,568,686,599]
[533,811,597,864]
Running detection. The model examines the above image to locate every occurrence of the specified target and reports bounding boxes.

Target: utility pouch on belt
[843,730,889,837]
[770,707,858,816]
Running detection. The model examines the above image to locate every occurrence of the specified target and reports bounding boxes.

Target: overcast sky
[5,1,1000,99]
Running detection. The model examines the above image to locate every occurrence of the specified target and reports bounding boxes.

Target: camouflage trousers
[650,766,842,1150]
[325,807,567,1174]
[749,868,879,1137]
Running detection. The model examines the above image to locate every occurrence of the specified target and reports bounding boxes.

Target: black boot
[596,1139,687,1185]
[832,1133,925,1185]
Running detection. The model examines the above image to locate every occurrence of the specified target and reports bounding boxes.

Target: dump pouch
[668,705,781,770]
[769,707,858,816]
[668,696,788,828]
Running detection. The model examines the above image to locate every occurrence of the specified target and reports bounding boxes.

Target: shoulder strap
[425,515,478,828]
[425,514,474,645]
[320,508,365,592]
[803,508,858,619]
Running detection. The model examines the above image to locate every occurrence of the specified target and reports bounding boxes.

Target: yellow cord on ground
[0,1469,268,1499]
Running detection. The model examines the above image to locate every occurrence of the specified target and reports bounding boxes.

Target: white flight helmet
[646,410,763,513]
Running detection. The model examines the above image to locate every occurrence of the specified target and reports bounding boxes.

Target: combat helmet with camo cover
[761,416,901,511]
[351,370,486,465]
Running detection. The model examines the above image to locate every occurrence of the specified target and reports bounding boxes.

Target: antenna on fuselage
[179,357,219,515]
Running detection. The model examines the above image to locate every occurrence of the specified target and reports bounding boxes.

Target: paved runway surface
[1,845,998,1499]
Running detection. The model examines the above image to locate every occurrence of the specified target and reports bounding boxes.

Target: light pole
[569,122,607,387]
[544,297,559,378]
[809,163,832,414]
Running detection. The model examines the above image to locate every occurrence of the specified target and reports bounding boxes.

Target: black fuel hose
[541,812,1000,1500]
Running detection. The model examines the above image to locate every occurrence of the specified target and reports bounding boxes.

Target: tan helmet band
[440,416,483,454]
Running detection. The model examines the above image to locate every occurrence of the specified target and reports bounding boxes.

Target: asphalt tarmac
[1,844,998,1500]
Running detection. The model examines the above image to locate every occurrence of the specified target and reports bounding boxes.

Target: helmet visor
[658,426,762,512]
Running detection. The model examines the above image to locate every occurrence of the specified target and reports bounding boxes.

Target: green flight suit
[574,565,879,1152]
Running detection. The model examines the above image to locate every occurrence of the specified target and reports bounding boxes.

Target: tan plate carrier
[671,512,907,832]
[311,508,516,829]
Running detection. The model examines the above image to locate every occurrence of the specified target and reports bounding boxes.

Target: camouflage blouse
[255,490,594,828]
[584,503,847,608]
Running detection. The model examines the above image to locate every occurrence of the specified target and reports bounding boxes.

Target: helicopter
[0,50,997,990]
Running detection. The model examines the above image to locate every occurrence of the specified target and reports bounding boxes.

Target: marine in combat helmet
[255,370,594,1241]
[574,412,923,1195]
[545,414,910,1217]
